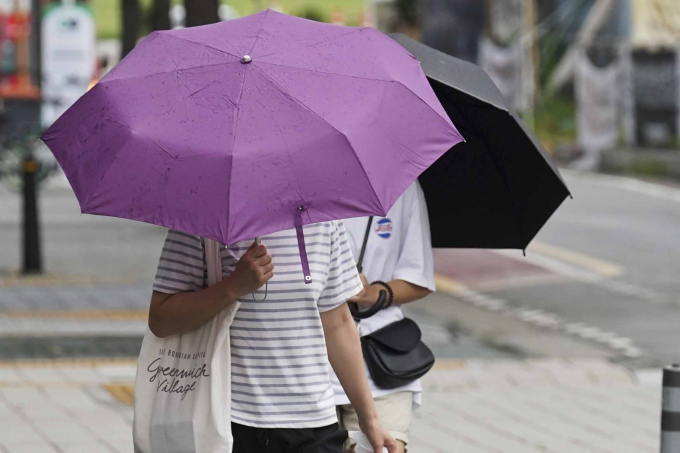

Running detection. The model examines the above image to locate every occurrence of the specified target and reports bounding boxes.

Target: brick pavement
[0,358,661,453]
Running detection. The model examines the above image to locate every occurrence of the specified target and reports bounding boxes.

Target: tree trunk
[121,0,140,58]
[185,0,220,27]
[150,0,171,31]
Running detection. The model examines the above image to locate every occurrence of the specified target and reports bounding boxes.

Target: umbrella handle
[251,236,267,301]
[348,289,387,320]
[251,282,268,302]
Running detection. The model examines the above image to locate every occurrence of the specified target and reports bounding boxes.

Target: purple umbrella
[42,10,462,282]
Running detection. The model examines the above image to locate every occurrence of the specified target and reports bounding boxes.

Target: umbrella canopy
[42,11,462,253]
[390,33,570,250]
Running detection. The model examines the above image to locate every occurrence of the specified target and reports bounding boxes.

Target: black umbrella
[390,33,571,250]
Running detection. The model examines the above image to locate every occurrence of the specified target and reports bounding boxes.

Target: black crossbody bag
[348,217,435,390]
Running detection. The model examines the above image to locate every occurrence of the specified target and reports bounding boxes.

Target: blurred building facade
[629,0,680,148]
[0,0,41,139]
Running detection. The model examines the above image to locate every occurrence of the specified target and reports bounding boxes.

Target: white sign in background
[41,3,96,129]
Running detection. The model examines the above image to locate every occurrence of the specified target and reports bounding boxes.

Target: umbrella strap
[294,206,312,284]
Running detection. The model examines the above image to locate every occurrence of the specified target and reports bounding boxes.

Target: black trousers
[231,422,347,453]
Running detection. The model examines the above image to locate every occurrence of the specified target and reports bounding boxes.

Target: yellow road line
[0,274,143,288]
[528,241,624,278]
[432,359,467,371]
[0,381,97,388]
[0,310,148,321]
[0,357,137,368]
[434,275,468,295]
[104,383,135,406]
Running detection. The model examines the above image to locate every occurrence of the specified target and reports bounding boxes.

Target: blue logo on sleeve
[374,218,392,239]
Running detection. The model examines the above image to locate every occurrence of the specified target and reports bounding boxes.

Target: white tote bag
[134,238,239,453]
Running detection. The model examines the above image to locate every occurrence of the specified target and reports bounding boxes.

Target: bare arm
[149,241,273,338]
[350,275,431,307]
[149,280,235,338]
[321,304,397,453]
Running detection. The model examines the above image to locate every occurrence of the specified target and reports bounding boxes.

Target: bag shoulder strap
[201,238,223,287]
[356,217,374,274]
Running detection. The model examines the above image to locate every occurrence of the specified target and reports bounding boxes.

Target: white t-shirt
[330,182,436,408]
[153,221,362,428]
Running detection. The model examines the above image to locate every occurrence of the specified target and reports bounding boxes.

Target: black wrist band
[371,281,393,309]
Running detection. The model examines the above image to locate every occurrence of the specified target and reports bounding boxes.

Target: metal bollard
[661,364,680,452]
[22,152,42,274]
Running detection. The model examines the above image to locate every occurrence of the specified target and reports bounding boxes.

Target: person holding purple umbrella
[40,9,464,453]
[149,222,398,453]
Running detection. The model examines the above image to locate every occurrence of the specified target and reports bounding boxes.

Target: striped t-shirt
[152,221,362,428]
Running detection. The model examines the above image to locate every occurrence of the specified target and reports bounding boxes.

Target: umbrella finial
[241,55,252,64]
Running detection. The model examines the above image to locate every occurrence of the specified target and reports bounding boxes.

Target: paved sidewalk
[0,358,661,453]
[0,359,136,453]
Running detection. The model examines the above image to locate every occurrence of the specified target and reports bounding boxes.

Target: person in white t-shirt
[332,181,435,453]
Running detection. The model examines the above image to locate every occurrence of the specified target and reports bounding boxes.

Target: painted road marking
[527,241,623,278]
[599,279,665,304]
[494,241,669,305]
[435,274,644,358]
[442,241,625,293]
[563,169,680,204]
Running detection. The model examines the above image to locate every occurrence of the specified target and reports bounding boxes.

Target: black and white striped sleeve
[317,221,362,312]
[152,230,205,294]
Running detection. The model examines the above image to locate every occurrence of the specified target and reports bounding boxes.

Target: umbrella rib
[256,28,363,60]
[430,80,511,112]
[510,111,571,195]
[161,33,242,60]
[255,62,459,135]
[226,66,250,240]
[442,99,527,246]
[183,74,238,107]
[392,35,509,112]
[254,60,392,83]
[257,61,464,139]
[104,118,178,160]
[253,64,385,215]
[247,8,272,56]
[256,62,460,141]
[427,73,509,112]
[392,80,464,139]
[365,36,463,137]
[98,61,240,87]
[79,119,136,212]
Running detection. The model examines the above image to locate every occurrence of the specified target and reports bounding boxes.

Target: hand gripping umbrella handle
[349,289,387,320]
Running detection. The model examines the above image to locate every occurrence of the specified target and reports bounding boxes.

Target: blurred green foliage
[295,5,326,23]
[0,128,56,190]
[91,0,365,39]
[537,34,569,89]
[533,97,576,146]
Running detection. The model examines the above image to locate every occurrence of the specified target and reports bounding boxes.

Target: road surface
[434,169,680,367]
